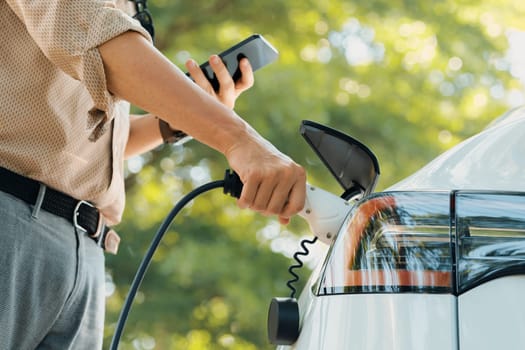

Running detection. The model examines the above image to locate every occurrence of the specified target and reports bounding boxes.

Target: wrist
[223,125,276,166]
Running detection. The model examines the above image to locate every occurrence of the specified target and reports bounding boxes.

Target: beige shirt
[0,0,151,225]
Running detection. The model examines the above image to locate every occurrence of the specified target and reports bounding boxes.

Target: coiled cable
[286,236,318,298]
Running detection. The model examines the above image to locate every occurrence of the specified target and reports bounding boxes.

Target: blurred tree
[105,0,525,349]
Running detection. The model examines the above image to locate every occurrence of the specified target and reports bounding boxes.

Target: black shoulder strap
[131,0,155,43]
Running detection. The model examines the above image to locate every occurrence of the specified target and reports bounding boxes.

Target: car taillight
[456,192,525,294]
[318,192,453,295]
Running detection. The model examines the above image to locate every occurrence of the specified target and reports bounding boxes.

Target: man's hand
[185,55,254,109]
[225,132,306,225]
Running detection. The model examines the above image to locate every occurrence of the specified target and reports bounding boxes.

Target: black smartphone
[169,35,278,146]
[186,34,279,91]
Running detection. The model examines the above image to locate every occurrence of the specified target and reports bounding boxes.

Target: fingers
[279,178,306,219]
[185,55,254,109]
[210,55,254,95]
[262,175,295,214]
[279,216,291,225]
[209,55,234,92]
[236,58,254,92]
[185,59,214,93]
[239,172,276,212]
[237,166,306,224]
[237,173,260,210]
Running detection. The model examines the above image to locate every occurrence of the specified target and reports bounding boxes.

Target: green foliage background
[105,0,525,349]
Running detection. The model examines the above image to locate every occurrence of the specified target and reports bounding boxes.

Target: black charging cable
[110,169,242,349]
[286,237,318,298]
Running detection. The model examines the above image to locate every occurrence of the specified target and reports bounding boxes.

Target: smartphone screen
[187,34,279,91]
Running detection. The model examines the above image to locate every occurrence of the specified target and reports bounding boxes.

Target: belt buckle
[73,200,105,244]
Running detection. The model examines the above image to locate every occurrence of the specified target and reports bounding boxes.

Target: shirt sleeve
[5,0,152,140]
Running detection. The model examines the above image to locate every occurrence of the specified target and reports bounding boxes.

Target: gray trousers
[0,190,105,349]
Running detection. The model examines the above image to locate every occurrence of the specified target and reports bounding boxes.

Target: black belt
[0,167,109,250]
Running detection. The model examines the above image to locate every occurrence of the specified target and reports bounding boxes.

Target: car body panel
[290,293,456,350]
[390,106,525,192]
[459,276,525,350]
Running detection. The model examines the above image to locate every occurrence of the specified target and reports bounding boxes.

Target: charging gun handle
[224,170,351,245]
[299,185,352,245]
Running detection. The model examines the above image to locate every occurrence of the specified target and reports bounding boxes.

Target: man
[0,0,306,348]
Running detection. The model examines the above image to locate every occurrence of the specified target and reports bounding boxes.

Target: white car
[269,106,525,350]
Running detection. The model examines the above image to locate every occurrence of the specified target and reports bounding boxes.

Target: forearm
[99,31,250,155]
[125,114,163,159]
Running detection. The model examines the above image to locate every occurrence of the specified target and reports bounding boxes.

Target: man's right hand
[225,132,306,224]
